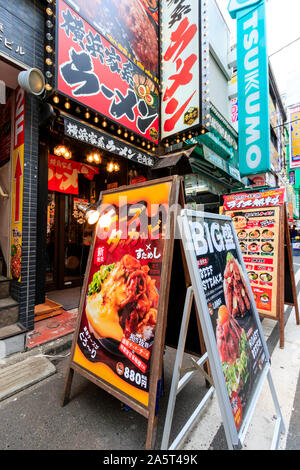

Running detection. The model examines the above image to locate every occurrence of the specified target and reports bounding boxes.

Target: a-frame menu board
[61,175,183,449]
[179,209,285,449]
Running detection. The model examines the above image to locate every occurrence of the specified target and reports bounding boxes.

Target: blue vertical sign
[228,0,270,176]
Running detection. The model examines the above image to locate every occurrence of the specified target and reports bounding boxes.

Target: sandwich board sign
[178,209,285,449]
[61,175,185,450]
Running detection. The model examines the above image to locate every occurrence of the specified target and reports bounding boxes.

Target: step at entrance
[0,276,10,299]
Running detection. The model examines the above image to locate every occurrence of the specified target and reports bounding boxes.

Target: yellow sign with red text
[10,87,25,281]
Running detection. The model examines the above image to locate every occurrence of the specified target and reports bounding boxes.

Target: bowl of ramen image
[262,229,274,239]
[248,271,258,281]
[261,242,274,253]
[249,230,260,239]
[85,255,159,353]
[259,272,273,283]
[239,242,247,252]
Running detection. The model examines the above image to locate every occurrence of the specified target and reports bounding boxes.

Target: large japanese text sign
[229,0,270,176]
[72,179,174,408]
[222,188,285,211]
[62,0,159,80]
[161,0,201,140]
[288,104,300,169]
[180,209,269,447]
[56,0,159,143]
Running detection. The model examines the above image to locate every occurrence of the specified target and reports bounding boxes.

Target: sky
[215,0,300,107]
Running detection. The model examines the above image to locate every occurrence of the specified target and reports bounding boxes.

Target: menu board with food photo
[223,189,285,320]
[181,211,269,440]
[71,179,174,409]
[227,207,280,318]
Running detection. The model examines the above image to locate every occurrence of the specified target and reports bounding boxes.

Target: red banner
[48,154,99,194]
[223,188,286,211]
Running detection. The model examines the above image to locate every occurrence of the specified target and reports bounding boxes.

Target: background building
[184,0,244,212]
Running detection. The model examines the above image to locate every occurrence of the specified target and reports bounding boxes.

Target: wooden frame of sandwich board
[61,175,187,450]
[282,204,300,344]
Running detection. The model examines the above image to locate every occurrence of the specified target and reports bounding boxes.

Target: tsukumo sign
[228,0,270,176]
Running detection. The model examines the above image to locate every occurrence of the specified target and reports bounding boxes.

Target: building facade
[0,0,44,357]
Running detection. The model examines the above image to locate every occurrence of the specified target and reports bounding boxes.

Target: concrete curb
[0,333,73,370]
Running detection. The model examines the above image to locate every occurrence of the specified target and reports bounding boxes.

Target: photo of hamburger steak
[223,253,251,318]
[86,254,159,343]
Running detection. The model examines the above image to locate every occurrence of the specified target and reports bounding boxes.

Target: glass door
[46,192,56,288]
[63,194,86,288]
[46,192,89,291]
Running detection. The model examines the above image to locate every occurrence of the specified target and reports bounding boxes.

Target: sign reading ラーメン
[181,210,270,446]
[228,0,270,176]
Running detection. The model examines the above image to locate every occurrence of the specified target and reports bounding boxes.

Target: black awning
[152,145,196,169]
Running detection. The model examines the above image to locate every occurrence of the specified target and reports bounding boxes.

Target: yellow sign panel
[10,87,25,281]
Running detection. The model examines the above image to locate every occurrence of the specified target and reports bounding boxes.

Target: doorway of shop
[46,190,93,293]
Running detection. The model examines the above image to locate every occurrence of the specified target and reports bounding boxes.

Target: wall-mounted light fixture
[18,68,45,96]
[106,161,120,173]
[54,144,72,160]
[87,152,102,164]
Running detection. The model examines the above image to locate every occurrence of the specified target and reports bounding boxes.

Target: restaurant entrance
[46,189,93,291]
[44,139,129,294]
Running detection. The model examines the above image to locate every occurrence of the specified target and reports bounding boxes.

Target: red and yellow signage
[161,0,200,139]
[223,188,285,211]
[224,189,284,318]
[73,181,172,406]
[10,87,25,281]
[56,0,159,143]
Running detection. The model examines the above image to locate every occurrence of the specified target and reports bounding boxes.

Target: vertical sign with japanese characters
[72,181,172,407]
[56,0,159,143]
[161,0,200,140]
[10,87,25,282]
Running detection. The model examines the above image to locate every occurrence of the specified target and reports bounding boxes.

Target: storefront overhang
[152,146,196,170]
[62,113,158,168]
[190,145,244,189]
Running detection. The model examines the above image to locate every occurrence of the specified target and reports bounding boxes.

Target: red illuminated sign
[161,0,200,140]
[56,0,159,143]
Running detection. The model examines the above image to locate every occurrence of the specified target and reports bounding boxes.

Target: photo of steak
[224,254,251,318]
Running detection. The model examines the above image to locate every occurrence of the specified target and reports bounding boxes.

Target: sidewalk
[0,266,299,450]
